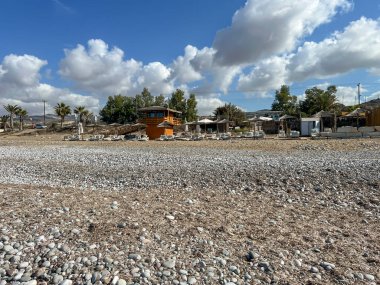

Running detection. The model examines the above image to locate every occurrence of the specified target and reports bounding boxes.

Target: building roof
[312,110,334,118]
[138,106,182,114]
[345,108,367,117]
[197,118,214,124]
[302,117,320,122]
[279,114,296,120]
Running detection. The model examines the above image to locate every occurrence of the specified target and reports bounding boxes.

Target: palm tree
[315,89,338,112]
[1,115,9,132]
[54,103,71,128]
[213,103,246,126]
[3,104,20,130]
[15,108,28,131]
[82,110,93,125]
[74,106,87,124]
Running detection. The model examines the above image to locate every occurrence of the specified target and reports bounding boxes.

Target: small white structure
[301,118,320,136]
[78,122,83,135]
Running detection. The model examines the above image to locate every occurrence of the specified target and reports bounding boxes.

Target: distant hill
[28,114,76,123]
[361,98,380,109]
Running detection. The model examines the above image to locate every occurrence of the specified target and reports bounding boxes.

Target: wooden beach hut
[138,106,182,139]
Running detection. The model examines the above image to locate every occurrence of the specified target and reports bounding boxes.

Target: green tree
[300,85,338,116]
[213,103,246,126]
[135,88,154,108]
[271,85,298,115]
[15,108,28,131]
[82,110,94,125]
[74,106,87,124]
[99,95,137,124]
[154,94,166,106]
[169,89,186,119]
[3,104,20,130]
[54,103,71,128]
[1,115,9,131]
[186,94,198,122]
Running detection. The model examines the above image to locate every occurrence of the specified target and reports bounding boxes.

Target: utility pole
[356,84,361,129]
[43,100,46,125]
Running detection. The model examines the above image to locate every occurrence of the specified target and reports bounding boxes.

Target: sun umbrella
[279,114,296,120]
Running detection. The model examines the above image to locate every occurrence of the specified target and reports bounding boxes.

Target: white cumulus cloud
[0,54,99,116]
[60,39,175,97]
[238,56,289,93]
[288,17,380,81]
[196,95,227,116]
[213,0,351,66]
[0,54,47,87]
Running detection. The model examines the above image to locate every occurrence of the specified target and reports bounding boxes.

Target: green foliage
[15,108,28,131]
[54,102,71,127]
[300,85,338,116]
[99,88,198,124]
[154,94,166,106]
[271,85,298,115]
[3,104,21,130]
[213,103,246,126]
[51,122,58,131]
[169,89,186,115]
[1,115,9,130]
[99,95,137,124]
[186,94,198,122]
[135,88,154,108]
[82,110,93,124]
[73,106,88,123]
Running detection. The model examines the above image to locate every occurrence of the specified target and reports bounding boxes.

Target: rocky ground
[0,136,379,285]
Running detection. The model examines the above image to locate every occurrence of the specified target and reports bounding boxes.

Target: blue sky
[1,0,380,115]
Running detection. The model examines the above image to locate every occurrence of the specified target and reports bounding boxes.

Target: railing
[140,117,182,126]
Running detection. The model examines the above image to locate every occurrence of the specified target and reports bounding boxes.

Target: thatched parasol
[279,114,296,120]
[312,110,333,118]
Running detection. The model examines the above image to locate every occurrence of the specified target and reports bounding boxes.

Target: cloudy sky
[1,0,380,116]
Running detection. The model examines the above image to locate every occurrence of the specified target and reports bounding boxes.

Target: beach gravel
[0,136,379,284]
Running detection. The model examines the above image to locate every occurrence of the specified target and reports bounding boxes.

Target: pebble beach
[0,136,379,284]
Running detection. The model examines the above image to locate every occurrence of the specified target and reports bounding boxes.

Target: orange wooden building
[138,106,182,139]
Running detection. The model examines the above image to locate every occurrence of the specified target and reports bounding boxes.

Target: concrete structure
[301,118,320,136]
[138,106,182,140]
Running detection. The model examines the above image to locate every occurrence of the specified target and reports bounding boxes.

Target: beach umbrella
[197,118,214,124]
[345,108,366,117]
[197,118,214,133]
[259,116,272,121]
[312,110,333,118]
[279,114,296,120]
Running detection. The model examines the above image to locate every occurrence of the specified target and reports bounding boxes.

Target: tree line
[1,103,93,131]
[271,85,346,116]
[100,88,198,124]
[1,88,199,131]
[3,84,341,132]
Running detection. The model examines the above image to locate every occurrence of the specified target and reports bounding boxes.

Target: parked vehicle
[220,133,231,140]
[35,123,47,129]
